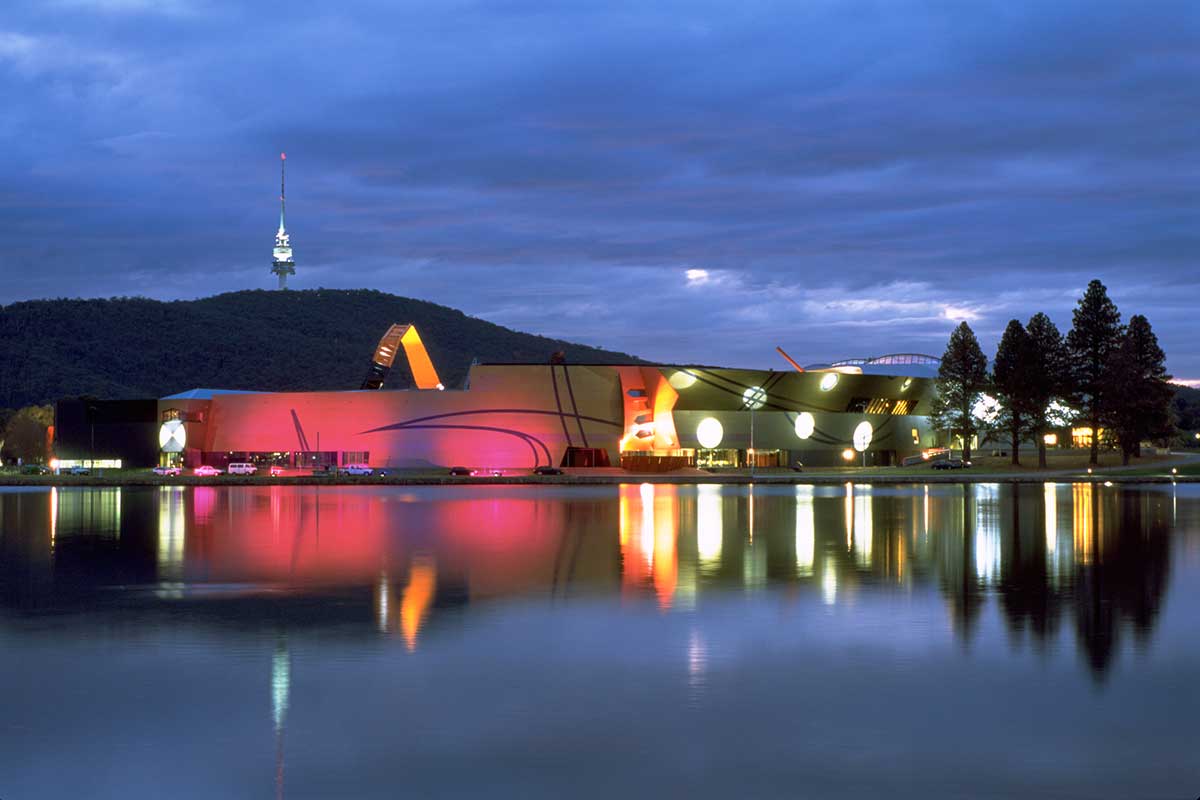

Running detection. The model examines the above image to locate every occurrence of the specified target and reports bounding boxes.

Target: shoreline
[2,469,1196,488]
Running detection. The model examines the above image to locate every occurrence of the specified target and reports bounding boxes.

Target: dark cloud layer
[1,0,1197,375]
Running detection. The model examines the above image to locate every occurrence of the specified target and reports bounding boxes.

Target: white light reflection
[821,556,837,605]
[696,485,723,573]
[974,484,1001,583]
[795,485,815,576]
[49,486,57,548]
[922,485,930,543]
[1045,483,1068,584]
[271,641,290,734]
[853,486,872,567]
[376,573,391,633]
[843,482,853,550]
[686,628,708,705]
[639,482,655,568]
[156,487,186,595]
[1044,483,1057,556]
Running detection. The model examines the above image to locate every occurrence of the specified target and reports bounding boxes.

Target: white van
[227,462,258,475]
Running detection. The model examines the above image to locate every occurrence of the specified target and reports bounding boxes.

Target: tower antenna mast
[271,152,296,289]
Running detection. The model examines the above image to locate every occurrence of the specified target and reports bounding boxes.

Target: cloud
[942,305,981,323]
[0,0,1197,375]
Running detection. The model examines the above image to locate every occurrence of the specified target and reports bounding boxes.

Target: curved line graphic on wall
[689,369,845,414]
[548,365,575,447]
[784,411,899,447]
[360,407,623,436]
[379,423,553,467]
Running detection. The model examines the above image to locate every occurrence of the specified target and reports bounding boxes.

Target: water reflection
[0,482,1182,679]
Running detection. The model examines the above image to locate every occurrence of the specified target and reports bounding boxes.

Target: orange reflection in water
[400,557,437,651]
[619,484,679,609]
[1073,482,1095,565]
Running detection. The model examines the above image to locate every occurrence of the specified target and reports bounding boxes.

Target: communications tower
[271,152,296,290]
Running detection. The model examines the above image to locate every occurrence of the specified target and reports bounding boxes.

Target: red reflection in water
[173,487,590,648]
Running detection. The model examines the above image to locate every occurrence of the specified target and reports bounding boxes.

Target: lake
[1,483,1197,799]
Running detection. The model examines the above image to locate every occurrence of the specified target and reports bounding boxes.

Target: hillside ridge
[0,289,642,407]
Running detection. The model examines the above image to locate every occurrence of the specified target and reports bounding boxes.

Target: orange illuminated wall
[397,325,442,390]
[616,367,680,452]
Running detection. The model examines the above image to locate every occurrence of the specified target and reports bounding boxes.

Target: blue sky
[1,0,1197,377]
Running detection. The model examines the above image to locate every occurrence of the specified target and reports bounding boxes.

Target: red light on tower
[281,152,286,160]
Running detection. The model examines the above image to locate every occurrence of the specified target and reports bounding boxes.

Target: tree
[1024,313,1069,468]
[1101,315,1173,465]
[1,405,54,464]
[992,319,1034,466]
[930,322,989,462]
[1066,280,1123,465]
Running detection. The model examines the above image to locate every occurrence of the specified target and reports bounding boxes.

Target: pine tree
[1102,315,1173,465]
[1024,312,1069,468]
[930,322,989,462]
[1066,280,1123,465]
[992,319,1033,466]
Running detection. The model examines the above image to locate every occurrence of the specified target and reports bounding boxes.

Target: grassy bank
[2,454,1196,488]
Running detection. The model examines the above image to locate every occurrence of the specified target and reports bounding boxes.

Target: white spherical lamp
[696,417,724,449]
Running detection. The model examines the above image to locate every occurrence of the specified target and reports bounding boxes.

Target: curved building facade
[157,359,939,470]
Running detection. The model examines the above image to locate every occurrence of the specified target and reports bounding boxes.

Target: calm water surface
[1,483,1198,799]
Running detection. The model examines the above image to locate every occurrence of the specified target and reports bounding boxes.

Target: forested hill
[0,289,642,407]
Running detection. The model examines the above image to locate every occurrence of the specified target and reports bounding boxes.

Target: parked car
[343,464,374,476]
[448,466,473,476]
[269,466,285,477]
[21,464,51,475]
[533,466,563,476]
[194,465,222,477]
[66,466,91,475]
[152,466,182,476]
[227,462,257,475]
[931,458,971,470]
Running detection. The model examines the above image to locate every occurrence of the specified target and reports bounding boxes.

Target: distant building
[53,398,159,469]
[271,153,295,290]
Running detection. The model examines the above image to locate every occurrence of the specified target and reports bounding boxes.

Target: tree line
[0,405,54,466]
[930,279,1174,467]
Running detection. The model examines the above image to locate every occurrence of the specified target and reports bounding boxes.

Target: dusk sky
[2,0,1197,377]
